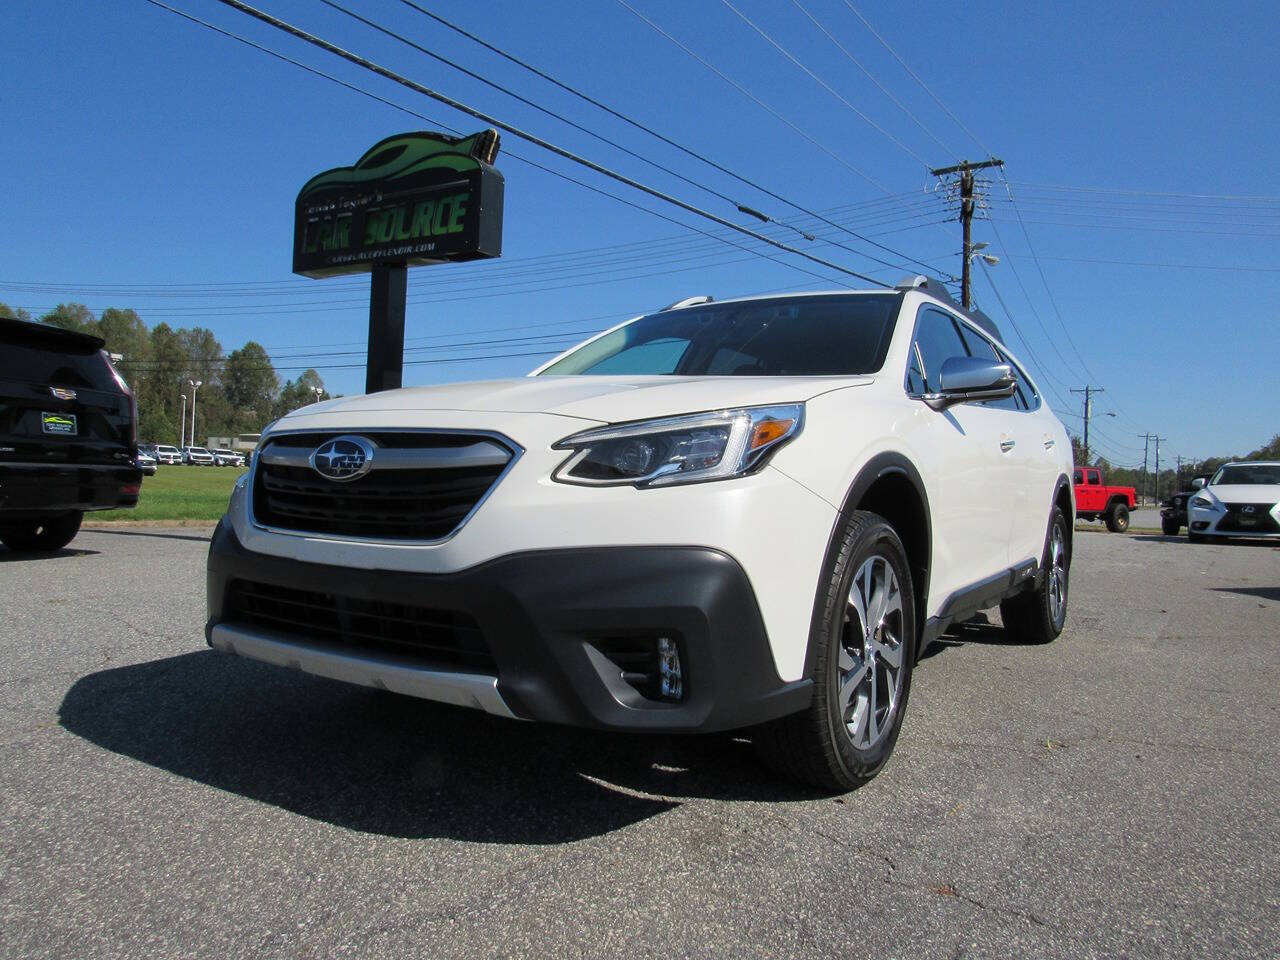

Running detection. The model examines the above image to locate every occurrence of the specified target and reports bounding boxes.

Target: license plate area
[41,411,78,435]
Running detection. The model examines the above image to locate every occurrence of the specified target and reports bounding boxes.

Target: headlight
[1190,495,1217,510]
[553,404,804,488]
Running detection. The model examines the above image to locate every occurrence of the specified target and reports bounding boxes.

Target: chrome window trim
[248,426,523,546]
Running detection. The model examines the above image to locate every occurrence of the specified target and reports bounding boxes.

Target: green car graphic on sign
[41,412,77,435]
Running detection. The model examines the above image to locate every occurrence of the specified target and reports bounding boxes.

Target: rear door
[0,321,134,467]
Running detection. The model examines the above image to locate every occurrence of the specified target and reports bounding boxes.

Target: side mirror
[1191,477,1206,490]
[923,356,1016,411]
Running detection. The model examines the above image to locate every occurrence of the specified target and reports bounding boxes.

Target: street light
[179,393,187,448]
[188,379,202,449]
[968,241,1000,267]
[311,387,324,403]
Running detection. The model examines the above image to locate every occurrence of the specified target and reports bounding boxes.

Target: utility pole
[1138,433,1155,503]
[1071,386,1104,465]
[1152,435,1168,503]
[930,157,1004,308]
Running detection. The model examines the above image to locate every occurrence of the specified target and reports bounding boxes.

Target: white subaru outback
[206,276,1074,790]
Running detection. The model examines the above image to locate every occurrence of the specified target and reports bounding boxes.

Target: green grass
[91,465,246,522]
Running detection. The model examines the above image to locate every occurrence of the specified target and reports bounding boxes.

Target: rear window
[0,343,116,391]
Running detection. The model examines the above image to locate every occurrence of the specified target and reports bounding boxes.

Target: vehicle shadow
[1211,586,1280,602]
[1133,534,1279,549]
[0,547,100,562]
[83,527,213,544]
[59,651,821,843]
[919,612,1045,660]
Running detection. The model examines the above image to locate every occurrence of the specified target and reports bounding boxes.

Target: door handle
[1000,439,1016,453]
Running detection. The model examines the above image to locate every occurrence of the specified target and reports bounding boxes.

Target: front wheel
[755,510,916,791]
[1105,502,1130,533]
[0,511,84,553]
[1000,505,1070,644]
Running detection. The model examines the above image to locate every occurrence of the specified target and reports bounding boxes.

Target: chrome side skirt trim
[209,624,519,719]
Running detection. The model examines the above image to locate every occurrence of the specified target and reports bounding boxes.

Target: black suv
[0,317,141,552]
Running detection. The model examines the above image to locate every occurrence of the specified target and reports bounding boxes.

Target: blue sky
[3,0,1277,465]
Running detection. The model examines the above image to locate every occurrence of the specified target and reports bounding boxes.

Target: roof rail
[895,275,1004,345]
[659,295,714,311]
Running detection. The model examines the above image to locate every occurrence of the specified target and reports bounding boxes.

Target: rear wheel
[755,510,916,791]
[1000,506,1070,644]
[1105,502,1130,533]
[1161,517,1181,536]
[0,511,83,553]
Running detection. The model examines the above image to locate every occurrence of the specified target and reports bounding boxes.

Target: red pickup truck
[1073,467,1138,532]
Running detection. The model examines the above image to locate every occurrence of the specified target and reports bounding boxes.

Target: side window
[907,308,968,394]
[993,346,1035,411]
[1073,469,1084,484]
[954,321,1022,411]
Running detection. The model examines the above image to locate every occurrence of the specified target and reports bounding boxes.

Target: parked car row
[137,443,247,467]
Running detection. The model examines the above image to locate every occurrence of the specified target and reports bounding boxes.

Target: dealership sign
[293,129,504,278]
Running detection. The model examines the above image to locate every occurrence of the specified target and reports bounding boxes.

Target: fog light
[658,636,683,700]
[1191,521,1210,531]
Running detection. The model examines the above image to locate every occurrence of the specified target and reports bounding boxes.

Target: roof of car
[0,315,106,352]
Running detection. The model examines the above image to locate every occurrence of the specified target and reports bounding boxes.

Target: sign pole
[366,263,407,394]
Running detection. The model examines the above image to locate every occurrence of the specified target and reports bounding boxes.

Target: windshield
[1211,463,1280,486]
[538,293,902,377]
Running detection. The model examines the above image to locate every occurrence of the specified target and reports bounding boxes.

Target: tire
[1000,505,1070,644]
[0,511,84,553]
[755,510,916,792]
[1105,501,1130,533]
[1161,517,1180,536]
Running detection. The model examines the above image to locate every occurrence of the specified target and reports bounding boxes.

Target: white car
[210,448,246,468]
[153,444,183,465]
[1187,461,1280,542]
[136,448,158,475]
[182,445,215,466]
[206,278,1074,790]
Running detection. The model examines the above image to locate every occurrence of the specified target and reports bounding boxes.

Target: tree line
[1,301,329,446]
[1071,432,1280,500]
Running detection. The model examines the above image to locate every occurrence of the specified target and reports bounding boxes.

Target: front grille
[224,579,496,672]
[252,431,514,540]
[1218,503,1279,534]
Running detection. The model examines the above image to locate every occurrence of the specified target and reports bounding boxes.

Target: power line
[719,0,930,169]
[614,0,892,196]
[193,0,894,288]
[998,177,1104,389]
[396,0,945,277]
[838,1,995,158]
[788,0,960,160]
[143,0,856,292]
[614,0,960,270]
[1007,180,1280,203]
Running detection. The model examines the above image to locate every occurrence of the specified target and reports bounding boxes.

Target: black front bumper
[0,462,141,517]
[206,521,811,733]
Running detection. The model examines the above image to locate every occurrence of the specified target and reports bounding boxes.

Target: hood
[1203,483,1280,505]
[296,375,873,426]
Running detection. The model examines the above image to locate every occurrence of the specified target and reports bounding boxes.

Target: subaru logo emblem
[310,435,374,482]
[1242,505,1256,514]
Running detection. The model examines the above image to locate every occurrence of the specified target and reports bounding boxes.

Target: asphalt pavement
[0,525,1276,958]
